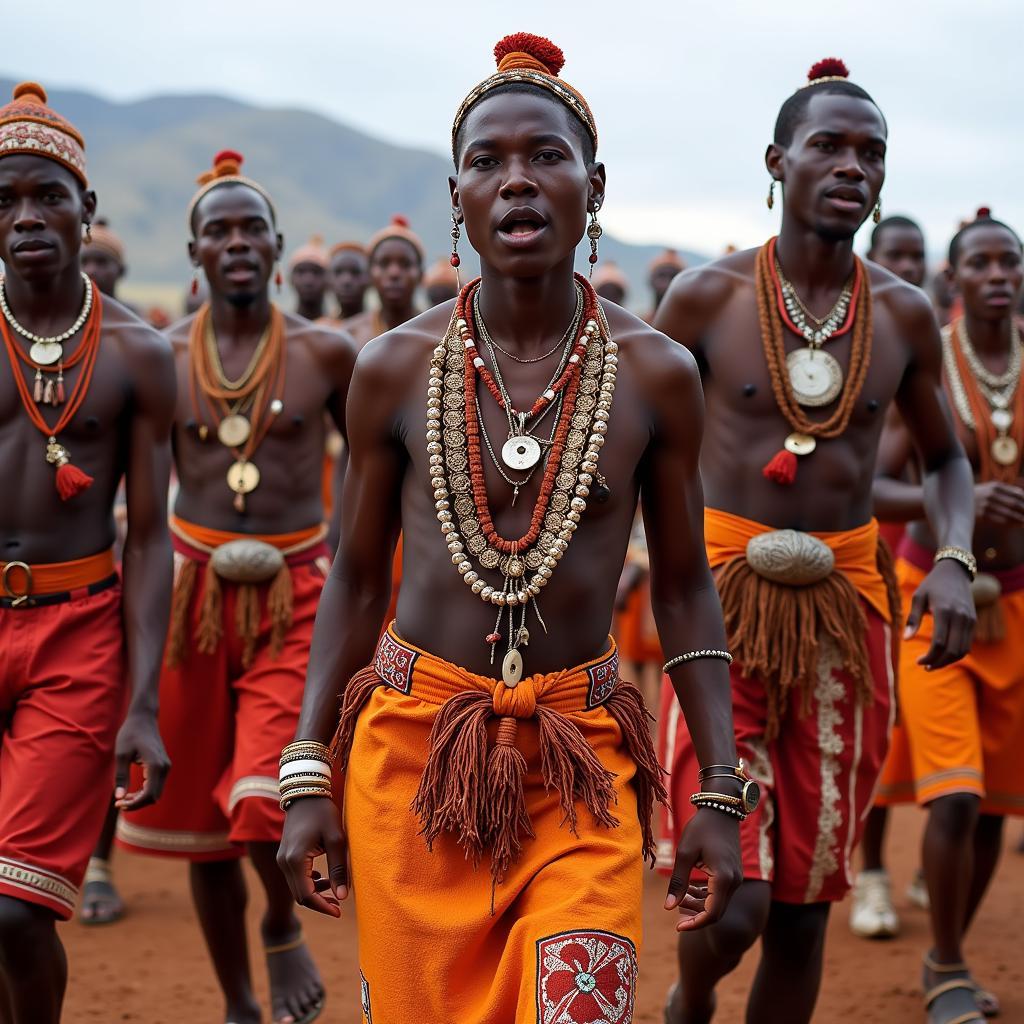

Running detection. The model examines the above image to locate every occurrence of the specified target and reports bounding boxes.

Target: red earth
[63,806,1023,1022]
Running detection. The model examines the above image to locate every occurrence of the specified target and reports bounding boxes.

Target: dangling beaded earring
[587,203,603,277]
[450,211,462,290]
[274,262,283,293]
[190,266,200,296]
[872,198,882,224]
[767,179,776,210]
[83,222,93,244]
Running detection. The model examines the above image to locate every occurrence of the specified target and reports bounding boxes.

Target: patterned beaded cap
[187,149,277,233]
[0,82,87,185]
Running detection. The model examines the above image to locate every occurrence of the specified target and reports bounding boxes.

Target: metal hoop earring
[450,211,462,290]
[587,204,603,277]
[767,180,776,211]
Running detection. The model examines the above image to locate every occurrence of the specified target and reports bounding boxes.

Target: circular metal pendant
[227,460,260,495]
[502,434,541,470]
[784,432,817,456]
[991,435,1019,466]
[30,341,62,366]
[786,347,843,407]
[217,414,251,448]
[501,647,524,688]
[991,408,1013,433]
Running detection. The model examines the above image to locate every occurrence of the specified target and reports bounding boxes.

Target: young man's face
[330,251,369,308]
[451,90,604,278]
[81,246,124,297]
[869,225,926,287]
[291,261,326,305]
[952,225,1023,323]
[370,239,421,307]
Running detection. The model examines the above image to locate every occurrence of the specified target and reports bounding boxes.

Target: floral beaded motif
[536,929,637,1024]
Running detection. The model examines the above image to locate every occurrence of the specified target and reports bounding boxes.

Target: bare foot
[263,925,325,1024]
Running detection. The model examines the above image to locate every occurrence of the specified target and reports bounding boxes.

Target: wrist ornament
[690,792,746,821]
[279,740,334,810]
[697,759,760,815]
[934,546,977,581]
[663,649,733,674]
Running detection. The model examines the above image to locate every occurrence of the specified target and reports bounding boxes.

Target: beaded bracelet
[663,649,733,674]
[933,546,978,581]
[690,792,747,821]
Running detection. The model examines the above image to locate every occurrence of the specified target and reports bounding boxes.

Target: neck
[2,264,86,334]
[296,297,324,321]
[209,290,272,340]
[339,299,364,320]
[963,309,1015,355]
[379,298,417,331]
[775,217,856,292]
[477,257,579,356]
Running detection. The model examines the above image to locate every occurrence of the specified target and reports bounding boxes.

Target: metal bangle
[697,763,738,781]
[690,792,743,808]
[933,546,978,581]
[689,795,746,821]
[663,649,733,674]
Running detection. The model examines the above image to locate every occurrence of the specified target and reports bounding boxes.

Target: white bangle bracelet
[279,758,333,782]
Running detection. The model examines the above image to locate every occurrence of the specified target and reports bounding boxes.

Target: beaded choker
[427,273,618,683]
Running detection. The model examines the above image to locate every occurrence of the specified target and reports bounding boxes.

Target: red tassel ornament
[762,448,798,486]
[55,461,94,501]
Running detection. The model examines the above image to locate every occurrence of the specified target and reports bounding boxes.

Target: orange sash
[1,549,115,597]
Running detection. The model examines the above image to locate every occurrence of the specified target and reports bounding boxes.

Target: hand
[974,481,1024,526]
[277,796,348,918]
[113,709,170,812]
[904,558,976,669]
[665,808,742,931]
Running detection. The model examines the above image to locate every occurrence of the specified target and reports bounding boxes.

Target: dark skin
[174,183,356,1024]
[289,260,326,321]
[873,223,1023,1024]
[328,249,369,321]
[80,244,124,298]
[868,223,927,288]
[596,279,627,306]
[342,237,422,350]
[0,154,174,1024]
[649,261,682,313]
[278,89,742,940]
[425,280,459,307]
[656,91,976,1024]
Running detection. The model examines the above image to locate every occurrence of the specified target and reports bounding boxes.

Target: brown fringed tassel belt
[331,625,667,889]
[716,528,901,741]
[166,522,328,669]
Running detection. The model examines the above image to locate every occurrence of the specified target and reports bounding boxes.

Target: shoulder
[282,310,358,369]
[101,297,174,372]
[352,302,452,396]
[655,248,757,340]
[164,313,196,353]
[867,262,940,358]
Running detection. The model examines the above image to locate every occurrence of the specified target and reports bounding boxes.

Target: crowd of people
[0,30,1021,1024]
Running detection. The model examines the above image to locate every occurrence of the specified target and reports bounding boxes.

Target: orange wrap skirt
[118,520,330,860]
[658,510,897,903]
[876,537,1024,815]
[0,551,124,918]
[338,627,662,1024]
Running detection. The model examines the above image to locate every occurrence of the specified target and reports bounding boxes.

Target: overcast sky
[10,0,1022,262]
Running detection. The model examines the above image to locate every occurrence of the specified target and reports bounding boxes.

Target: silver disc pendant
[30,341,62,366]
[502,647,524,688]
[502,434,541,470]
[217,414,251,448]
[786,347,843,407]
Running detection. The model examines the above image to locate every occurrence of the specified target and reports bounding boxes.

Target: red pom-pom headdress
[976,206,992,219]
[186,148,277,233]
[452,32,597,160]
[367,214,425,262]
[803,57,851,88]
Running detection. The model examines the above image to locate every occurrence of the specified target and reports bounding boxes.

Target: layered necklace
[756,237,872,485]
[0,275,102,500]
[188,303,287,512]
[428,273,617,684]
[942,317,1024,480]
[0,271,93,407]
[771,248,859,408]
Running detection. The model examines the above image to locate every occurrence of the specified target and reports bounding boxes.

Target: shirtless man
[656,60,975,1024]
[874,210,1024,1024]
[342,215,422,350]
[117,150,356,1024]
[0,82,174,1023]
[324,242,369,323]
[645,248,685,322]
[277,32,742,1024]
[288,235,329,322]
[422,255,460,307]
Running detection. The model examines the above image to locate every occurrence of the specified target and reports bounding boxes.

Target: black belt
[0,573,119,609]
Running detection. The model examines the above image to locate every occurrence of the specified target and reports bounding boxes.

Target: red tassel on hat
[762,448,797,485]
[55,462,94,501]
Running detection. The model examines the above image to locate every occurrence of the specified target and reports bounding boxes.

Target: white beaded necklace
[0,272,93,347]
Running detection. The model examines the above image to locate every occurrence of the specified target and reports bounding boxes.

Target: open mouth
[224,262,258,282]
[497,207,548,246]
[824,187,866,212]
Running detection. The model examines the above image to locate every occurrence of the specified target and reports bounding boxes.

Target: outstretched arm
[116,332,176,812]
[641,339,741,931]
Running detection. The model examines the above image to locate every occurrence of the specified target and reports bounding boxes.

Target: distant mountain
[0,78,704,306]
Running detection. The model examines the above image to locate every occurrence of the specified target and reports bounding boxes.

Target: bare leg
[667,880,771,1024]
[0,896,66,1024]
[963,813,1003,933]
[249,841,324,1024]
[190,859,260,1024]
[860,805,888,871]
[79,799,125,924]
[747,901,829,1024]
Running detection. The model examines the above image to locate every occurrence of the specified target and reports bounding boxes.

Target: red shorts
[658,605,896,903]
[0,580,125,918]
[117,552,329,860]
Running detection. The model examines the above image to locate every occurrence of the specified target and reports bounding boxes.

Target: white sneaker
[906,870,930,910]
[849,869,900,938]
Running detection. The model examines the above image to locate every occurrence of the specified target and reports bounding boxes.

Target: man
[645,247,685,322]
[592,259,629,306]
[873,209,1024,1024]
[655,59,976,1024]
[81,217,129,301]
[422,255,460,307]
[0,82,174,1023]
[278,33,742,1024]
[288,235,329,321]
[117,149,356,1024]
[342,214,423,350]
[324,242,369,323]
[850,212,930,940]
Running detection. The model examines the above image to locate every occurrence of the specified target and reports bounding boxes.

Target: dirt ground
[63,806,1023,1023]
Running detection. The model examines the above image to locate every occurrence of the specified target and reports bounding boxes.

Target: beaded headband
[187,150,277,233]
[451,33,598,162]
[0,82,87,186]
